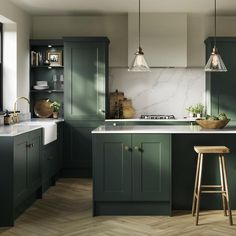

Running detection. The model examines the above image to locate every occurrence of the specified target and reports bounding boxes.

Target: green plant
[50,101,61,112]
[186,105,195,113]
[194,103,204,114]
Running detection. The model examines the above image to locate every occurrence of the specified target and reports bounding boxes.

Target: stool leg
[219,155,227,216]
[221,155,233,226]
[195,154,203,226]
[192,153,201,216]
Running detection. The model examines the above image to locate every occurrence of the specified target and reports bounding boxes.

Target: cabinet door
[132,134,171,201]
[14,134,28,206]
[93,134,132,201]
[64,121,103,176]
[64,40,108,120]
[28,130,42,191]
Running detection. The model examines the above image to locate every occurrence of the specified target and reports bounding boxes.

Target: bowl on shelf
[196,119,230,129]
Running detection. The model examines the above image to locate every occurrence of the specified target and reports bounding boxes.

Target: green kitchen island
[92,124,236,216]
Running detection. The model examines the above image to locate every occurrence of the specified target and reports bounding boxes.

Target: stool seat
[194,146,230,154]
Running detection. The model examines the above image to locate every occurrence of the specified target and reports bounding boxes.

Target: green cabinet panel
[0,129,42,226]
[63,121,103,177]
[64,38,109,120]
[93,133,171,203]
[205,37,236,121]
[93,134,132,201]
[14,134,28,206]
[132,134,171,201]
[28,131,41,190]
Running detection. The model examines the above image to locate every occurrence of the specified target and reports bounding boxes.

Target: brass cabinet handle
[134,146,143,152]
[26,144,31,148]
[31,143,34,148]
[99,108,105,113]
[124,145,132,152]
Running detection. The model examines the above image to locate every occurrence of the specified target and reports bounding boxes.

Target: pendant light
[205,0,227,72]
[128,0,150,72]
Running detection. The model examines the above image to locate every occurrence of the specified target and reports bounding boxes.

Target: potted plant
[186,105,195,118]
[194,103,204,118]
[50,101,61,119]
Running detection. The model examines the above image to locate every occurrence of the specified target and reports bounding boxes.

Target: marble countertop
[0,119,63,137]
[105,118,196,122]
[92,125,236,134]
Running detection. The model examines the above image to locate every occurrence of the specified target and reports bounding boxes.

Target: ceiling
[8,0,236,16]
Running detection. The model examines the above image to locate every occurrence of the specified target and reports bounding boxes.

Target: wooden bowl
[196,119,230,129]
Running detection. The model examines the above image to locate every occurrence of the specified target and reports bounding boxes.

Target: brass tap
[13,97,30,123]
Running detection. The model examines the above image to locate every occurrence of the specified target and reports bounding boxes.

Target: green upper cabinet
[64,37,110,121]
[205,37,236,121]
[132,134,171,201]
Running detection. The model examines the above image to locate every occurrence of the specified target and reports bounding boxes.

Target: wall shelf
[30,90,64,93]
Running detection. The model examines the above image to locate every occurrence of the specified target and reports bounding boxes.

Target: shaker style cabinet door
[14,134,28,206]
[64,38,109,121]
[132,134,171,201]
[93,134,132,201]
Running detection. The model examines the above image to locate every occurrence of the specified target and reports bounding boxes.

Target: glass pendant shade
[205,47,227,72]
[128,47,150,72]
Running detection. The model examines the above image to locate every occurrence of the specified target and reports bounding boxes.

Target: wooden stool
[192,146,233,226]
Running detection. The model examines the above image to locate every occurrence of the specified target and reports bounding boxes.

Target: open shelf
[30,89,64,93]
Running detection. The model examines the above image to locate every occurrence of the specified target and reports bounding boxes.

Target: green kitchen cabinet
[0,129,42,227]
[205,37,236,121]
[93,134,132,201]
[63,120,103,177]
[93,133,171,215]
[132,134,171,201]
[64,37,109,121]
[63,37,109,177]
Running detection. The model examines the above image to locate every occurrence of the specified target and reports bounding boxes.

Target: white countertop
[0,119,63,137]
[92,125,236,134]
[105,118,196,122]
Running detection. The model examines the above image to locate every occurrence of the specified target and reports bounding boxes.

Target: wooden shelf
[31,66,64,69]
[30,90,64,93]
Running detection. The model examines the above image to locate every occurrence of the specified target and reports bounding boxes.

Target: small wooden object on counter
[121,98,135,119]
[109,89,124,118]
[196,119,230,129]
[192,146,233,226]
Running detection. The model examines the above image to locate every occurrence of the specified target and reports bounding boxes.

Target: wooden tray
[34,100,53,118]
[196,119,230,129]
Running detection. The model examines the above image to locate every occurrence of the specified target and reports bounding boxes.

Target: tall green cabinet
[63,37,110,177]
[205,37,236,121]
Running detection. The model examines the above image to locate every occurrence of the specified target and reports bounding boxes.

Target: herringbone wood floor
[0,179,235,236]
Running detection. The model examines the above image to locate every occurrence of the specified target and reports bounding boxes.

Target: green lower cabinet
[93,134,132,201]
[132,134,171,201]
[63,121,103,177]
[93,133,171,215]
[0,129,42,227]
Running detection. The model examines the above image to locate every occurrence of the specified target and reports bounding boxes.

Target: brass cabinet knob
[124,145,132,152]
[134,146,143,152]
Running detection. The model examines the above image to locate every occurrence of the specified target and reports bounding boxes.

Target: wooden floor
[0,179,235,236]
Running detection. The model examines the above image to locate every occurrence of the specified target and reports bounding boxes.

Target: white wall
[32,15,128,67]
[0,0,31,112]
[188,14,236,67]
[33,14,236,68]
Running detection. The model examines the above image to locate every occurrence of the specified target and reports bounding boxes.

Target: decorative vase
[53,112,59,119]
[189,112,194,118]
[196,113,201,118]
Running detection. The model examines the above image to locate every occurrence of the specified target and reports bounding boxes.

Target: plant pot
[189,112,194,118]
[53,112,59,119]
[196,113,201,118]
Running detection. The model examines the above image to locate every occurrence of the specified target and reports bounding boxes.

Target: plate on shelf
[33,85,49,90]
[34,100,53,118]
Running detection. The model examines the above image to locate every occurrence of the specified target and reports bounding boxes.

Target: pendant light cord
[139,0,141,49]
[214,0,217,47]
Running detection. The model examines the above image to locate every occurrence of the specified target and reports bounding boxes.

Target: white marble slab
[0,125,41,136]
[92,125,236,134]
[109,68,205,118]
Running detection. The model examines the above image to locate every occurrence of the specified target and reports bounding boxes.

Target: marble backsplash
[109,68,205,118]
